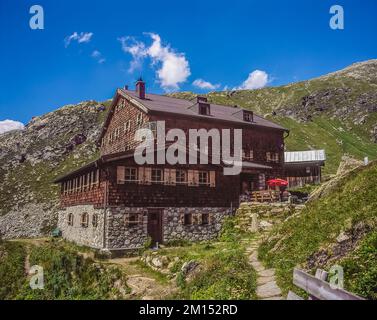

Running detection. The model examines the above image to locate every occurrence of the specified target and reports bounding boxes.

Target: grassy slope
[0,240,130,300]
[258,161,377,299]
[171,74,377,176]
[146,216,258,300]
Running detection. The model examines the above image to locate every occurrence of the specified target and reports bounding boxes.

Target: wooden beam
[293,268,364,300]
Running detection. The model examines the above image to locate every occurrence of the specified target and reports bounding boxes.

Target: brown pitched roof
[121,89,287,130]
[98,88,288,143]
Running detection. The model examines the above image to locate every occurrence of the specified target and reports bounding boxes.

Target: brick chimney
[135,78,146,99]
[124,85,129,90]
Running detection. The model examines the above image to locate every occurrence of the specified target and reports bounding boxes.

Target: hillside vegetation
[258,161,377,299]
[0,239,129,300]
[0,60,376,238]
[171,60,377,175]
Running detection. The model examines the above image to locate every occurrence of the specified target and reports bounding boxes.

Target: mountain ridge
[0,59,376,239]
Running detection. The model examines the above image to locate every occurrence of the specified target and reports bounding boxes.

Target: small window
[151,168,163,184]
[92,214,98,227]
[81,213,89,228]
[306,167,311,174]
[125,213,139,227]
[147,121,157,137]
[136,113,143,127]
[114,127,121,140]
[199,105,210,115]
[124,120,131,132]
[176,170,187,184]
[201,213,209,225]
[199,171,209,185]
[68,213,74,226]
[125,167,137,182]
[243,111,253,122]
[184,213,192,225]
[266,152,279,163]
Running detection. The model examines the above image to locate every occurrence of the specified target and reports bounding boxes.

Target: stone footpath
[244,236,283,300]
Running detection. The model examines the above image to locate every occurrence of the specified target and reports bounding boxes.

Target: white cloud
[119,33,191,90]
[192,79,220,90]
[91,50,106,64]
[118,36,147,72]
[64,32,93,47]
[235,70,269,90]
[0,119,24,135]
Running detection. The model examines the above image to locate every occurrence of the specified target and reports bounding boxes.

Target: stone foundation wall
[105,207,148,249]
[59,206,233,250]
[58,205,105,249]
[163,207,232,243]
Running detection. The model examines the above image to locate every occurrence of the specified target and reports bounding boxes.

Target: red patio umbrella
[267,178,288,187]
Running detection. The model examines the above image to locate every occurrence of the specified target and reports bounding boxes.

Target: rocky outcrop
[0,203,58,239]
[306,220,376,269]
[0,100,107,239]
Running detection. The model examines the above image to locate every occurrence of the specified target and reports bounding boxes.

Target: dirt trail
[106,257,177,300]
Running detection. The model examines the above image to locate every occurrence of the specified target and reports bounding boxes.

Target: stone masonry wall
[59,206,233,251]
[105,207,148,249]
[58,205,105,249]
[163,207,232,243]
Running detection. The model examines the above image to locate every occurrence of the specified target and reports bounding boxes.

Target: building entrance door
[147,208,163,246]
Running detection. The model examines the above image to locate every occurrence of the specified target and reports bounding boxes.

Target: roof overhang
[53,159,101,183]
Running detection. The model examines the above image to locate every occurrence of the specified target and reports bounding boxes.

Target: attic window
[124,120,131,132]
[136,113,143,127]
[199,104,210,115]
[243,111,253,122]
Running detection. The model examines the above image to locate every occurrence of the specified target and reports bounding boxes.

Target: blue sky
[0,0,376,128]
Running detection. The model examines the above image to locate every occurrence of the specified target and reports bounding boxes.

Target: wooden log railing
[288,268,365,300]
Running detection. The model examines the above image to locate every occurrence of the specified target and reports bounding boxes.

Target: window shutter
[208,213,213,224]
[188,170,194,186]
[170,169,176,186]
[138,213,144,224]
[138,167,145,184]
[209,171,216,188]
[179,213,185,224]
[164,168,171,185]
[117,166,125,184]
[197,213,203,225]
[144,167,152,185]
[193,170,199,186]
[193,213,199,225]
